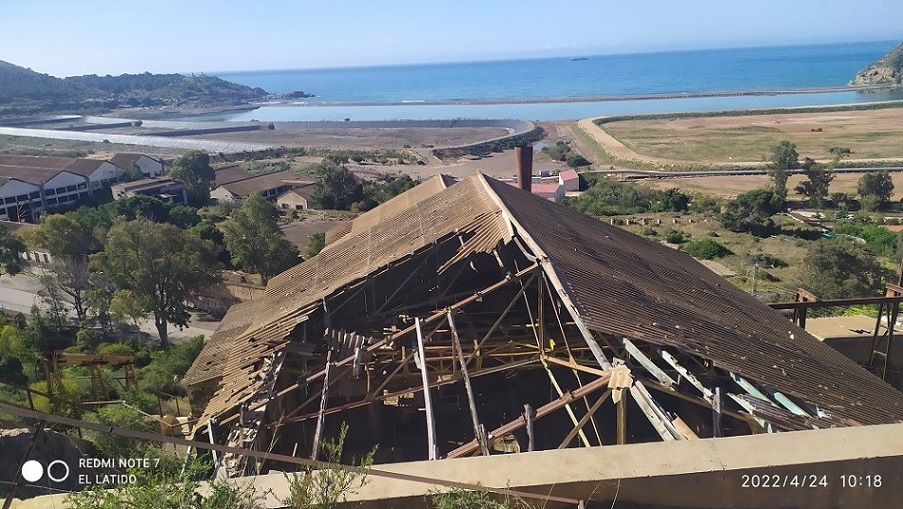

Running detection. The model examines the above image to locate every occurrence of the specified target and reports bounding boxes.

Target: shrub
[682,239,732,259]
[664,229,689,244]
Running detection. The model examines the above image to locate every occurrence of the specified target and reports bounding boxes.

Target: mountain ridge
[0,60,269,116]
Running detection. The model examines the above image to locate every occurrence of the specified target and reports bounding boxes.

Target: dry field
[189,125,510,149]
[599,107,903,165]
[640,172,903,200]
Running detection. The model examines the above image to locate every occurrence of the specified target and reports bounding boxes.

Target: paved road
[0,273,218,343]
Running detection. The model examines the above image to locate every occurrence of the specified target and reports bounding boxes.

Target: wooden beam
[524,404,535,452]
[416,318,439,460]
[447,371,611,458]
[448,310,489,456]
[559,389,611,449]
[218,264,542,427]
[541,359,591,447]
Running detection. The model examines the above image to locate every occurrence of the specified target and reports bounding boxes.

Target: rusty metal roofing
[198,172,903,427]
[483,176,903,425]
[183,300,260,387]
[324,174,456,244]
[217,170,297,197]
[199,174,506,422]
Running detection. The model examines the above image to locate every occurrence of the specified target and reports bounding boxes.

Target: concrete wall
[245,423,903,509]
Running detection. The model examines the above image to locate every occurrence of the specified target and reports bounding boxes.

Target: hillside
[0,60,269,116]
[853,41,903,85]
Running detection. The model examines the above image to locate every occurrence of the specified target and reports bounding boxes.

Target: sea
[200,40,903,122]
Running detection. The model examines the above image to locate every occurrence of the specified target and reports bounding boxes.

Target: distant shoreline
[258,84,897,108]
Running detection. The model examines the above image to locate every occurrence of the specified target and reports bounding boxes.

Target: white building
[66,159,125,191]
[109,153,165,178]
[0,167,90,222]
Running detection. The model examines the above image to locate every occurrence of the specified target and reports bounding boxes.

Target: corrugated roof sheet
[196,173,903,428]
[219,170,296,197]
[484,176,903,426]
[324,174,455,244]
[198,174,506,422]
[183,300,260,387]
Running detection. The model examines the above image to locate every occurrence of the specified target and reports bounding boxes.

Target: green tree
[364,175,418,204]
[719,188,783,237]
[109,289,145,329]
[170,149,215,205]
[29,214,96,322]
[793,159,834,209]
[857,171,895,212]
[311,162,364,210]
[304,232,326,260]
[802,240,890,299]
[221,194,300,284]
[110,195,171,222]
[91,220,220,346]
[767,140,799,203]
[125,162,145,181]
[0,224,24,275]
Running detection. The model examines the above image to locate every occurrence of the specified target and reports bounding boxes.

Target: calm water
[203,40,901,121]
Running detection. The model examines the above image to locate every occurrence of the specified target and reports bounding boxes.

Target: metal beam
[657,349,713,402]
[622,338,676,386]
[630,382,685,441]
[730,372,808,417]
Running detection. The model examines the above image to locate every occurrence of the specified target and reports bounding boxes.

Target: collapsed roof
[188,172,903,474]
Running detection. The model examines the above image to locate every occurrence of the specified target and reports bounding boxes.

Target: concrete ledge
[247,423,903,508]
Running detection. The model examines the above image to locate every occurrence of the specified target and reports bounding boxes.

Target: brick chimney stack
[514,145,533,192]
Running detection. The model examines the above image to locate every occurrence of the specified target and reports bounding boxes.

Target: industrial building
[185,169,903,491]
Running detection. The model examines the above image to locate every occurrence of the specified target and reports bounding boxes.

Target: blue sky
[2,0,901,77]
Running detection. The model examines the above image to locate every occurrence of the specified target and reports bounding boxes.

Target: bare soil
[588,107,903,166]
[187,125,510,150]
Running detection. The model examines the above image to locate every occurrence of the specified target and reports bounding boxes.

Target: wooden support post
[712,387,723,438]
[524,404,535,452]
[310,360,333,460]
[447,310,489,456]
[617,391,627,445]
[207,419,219,469]
[447,373,611,458]
[416,318,439,460]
